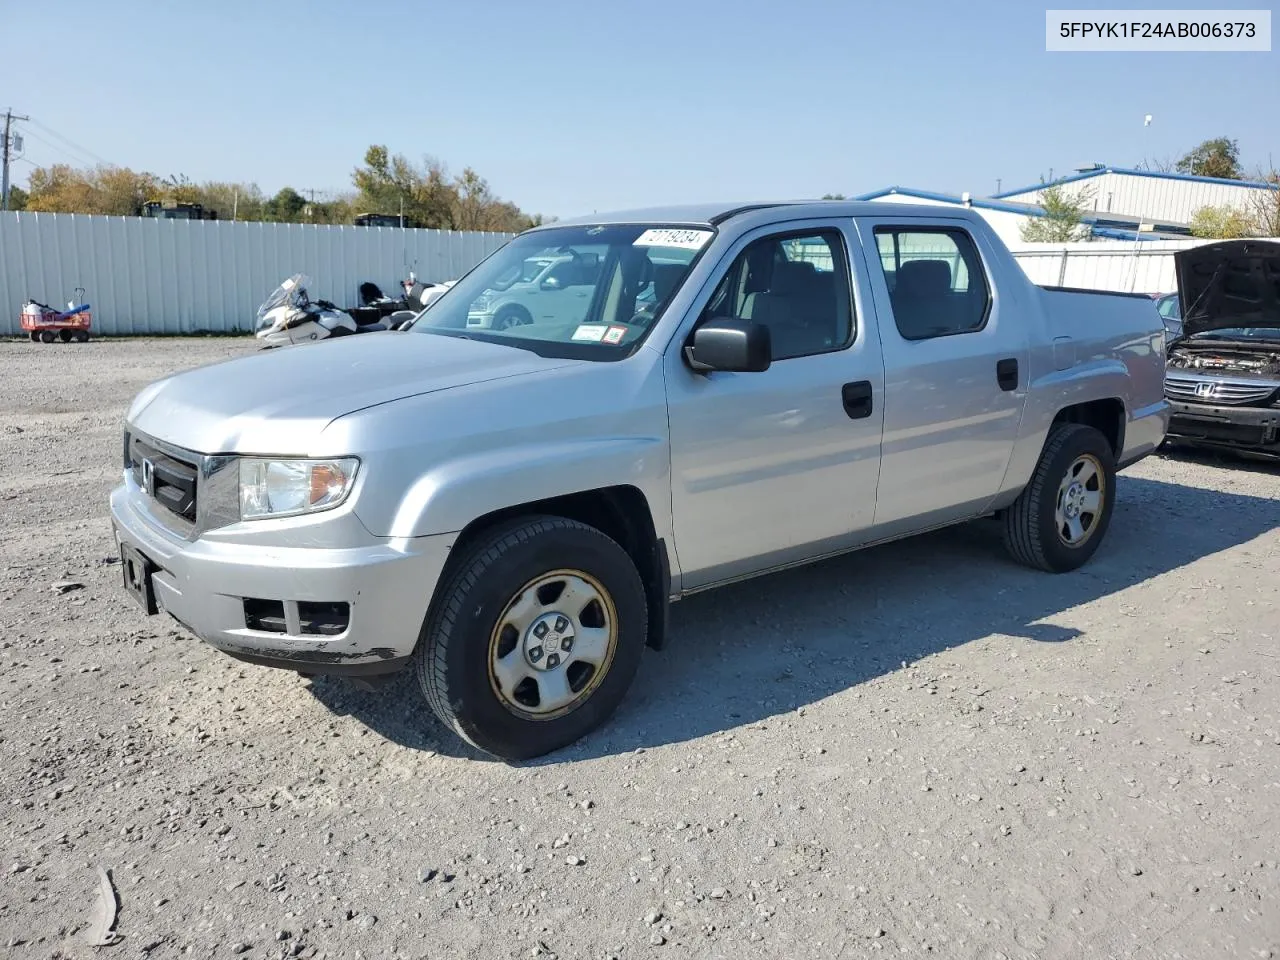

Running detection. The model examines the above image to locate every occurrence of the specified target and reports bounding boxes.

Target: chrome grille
[1165,374,1280,407]
[123,429,239,540]
[127,433,200,535]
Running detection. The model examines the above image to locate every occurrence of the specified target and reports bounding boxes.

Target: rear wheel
[73,330,89,343]
[415,516,647,760]
[1002,423,1116,573]
[58,330,73,343]
[39,330,56,344]
[28,331,40,343]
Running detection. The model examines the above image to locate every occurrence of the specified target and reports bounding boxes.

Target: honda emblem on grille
[1194,382,1216,399]
[141,458,156,496]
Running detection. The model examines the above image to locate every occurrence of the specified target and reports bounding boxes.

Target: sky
[2,0,1276,219]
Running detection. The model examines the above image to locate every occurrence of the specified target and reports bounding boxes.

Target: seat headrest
[895,259,952,298]
[771,259,819,296]
[651,263,685,304]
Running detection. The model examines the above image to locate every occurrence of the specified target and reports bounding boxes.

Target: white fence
[1009,239,1201,295]
[0,212,514,335]
[0,213,1236,336]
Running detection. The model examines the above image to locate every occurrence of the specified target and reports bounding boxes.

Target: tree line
[5,145,545,233]
[1020,137,1279,242]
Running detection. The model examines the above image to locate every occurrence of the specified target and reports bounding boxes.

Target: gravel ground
[2,336,1279,960]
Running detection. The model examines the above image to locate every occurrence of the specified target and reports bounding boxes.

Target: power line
[26,117,113,167]
[14,127,101,168]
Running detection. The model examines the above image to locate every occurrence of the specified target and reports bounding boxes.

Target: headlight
[239,458,359,520]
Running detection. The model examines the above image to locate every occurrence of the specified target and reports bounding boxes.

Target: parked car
[1153,291,1182,341]
[466,253,599,330]
[1163,239,1280,457]
[110,201,1169,760]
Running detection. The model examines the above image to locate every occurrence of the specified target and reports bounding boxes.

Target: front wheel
[492,305,532,331]
[39,330,56,343]
[415,516,647,760]
[1002,423,1116,573]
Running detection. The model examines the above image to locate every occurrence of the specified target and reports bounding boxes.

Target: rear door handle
[842,380,873,419]
[996,358,1018,392]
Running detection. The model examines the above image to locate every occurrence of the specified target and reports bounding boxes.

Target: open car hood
[1175,239,1280,338]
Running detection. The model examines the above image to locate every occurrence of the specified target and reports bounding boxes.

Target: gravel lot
[2,336,1279,960]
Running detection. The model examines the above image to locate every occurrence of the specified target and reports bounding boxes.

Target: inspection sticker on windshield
[572,324,608,342]
[603,326,627,344]
[633,228,713,250]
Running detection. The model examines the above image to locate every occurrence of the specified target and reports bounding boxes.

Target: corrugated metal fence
[1009,239,1201,295]
[0,212,513,335]
[0,214,1227,336]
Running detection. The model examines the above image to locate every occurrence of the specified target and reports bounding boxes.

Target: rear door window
[874,228,990,340]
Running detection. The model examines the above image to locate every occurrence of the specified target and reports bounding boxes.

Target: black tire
[492,305,532,331]
[58,329,73,343]
[415,516,647,760]
[1002,423,1116,573]
[39,330,56,343]
[28,331,40,343]
[73,330,89,343]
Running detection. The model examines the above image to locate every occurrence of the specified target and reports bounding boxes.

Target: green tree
[1189,205,1254,239]
[264,187,308,222]
[1019,185,1092,242]
[821,193,847,200]
[352,145,537,231]
[6,184,27,210]
[1176,138,1242,180]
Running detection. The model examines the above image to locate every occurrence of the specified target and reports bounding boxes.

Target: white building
[852,186,1188,248]
[992,165,1277,226]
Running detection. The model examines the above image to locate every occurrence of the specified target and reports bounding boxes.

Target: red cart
[20,288,92,343]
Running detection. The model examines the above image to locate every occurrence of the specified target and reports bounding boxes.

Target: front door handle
[996,358,1018,392]
[842,380,873,419]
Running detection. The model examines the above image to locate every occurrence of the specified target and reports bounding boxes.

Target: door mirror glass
[686,319,772,373]
[540,275,563,291]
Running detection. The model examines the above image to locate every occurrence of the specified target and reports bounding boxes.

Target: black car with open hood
[1163,239,1280,457]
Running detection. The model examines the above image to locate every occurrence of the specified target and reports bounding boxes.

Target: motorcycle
[254,274,389,348]
[388,272,456,330]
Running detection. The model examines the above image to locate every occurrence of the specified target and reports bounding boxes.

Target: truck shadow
[305,474,1279,763]
[1157,443,1280,475]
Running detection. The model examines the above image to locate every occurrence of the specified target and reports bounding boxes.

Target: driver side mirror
[540,275,563,291]
[685,318,772,373]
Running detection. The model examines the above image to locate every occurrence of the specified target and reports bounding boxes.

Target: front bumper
[1166,399,1280,453]
[109,478,456,675]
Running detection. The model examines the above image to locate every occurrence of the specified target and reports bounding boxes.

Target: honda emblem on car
[141,458,155,496]
[1193,381,1216,400]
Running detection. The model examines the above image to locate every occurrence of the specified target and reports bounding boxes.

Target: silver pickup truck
[111,201,1169,759]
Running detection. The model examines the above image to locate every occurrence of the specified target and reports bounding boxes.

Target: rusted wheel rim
[488,569,618,719]
[1054,453,1105,547]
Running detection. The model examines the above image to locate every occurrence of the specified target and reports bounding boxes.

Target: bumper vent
[243,599,350,637]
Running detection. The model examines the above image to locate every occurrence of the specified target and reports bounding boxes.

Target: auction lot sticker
[634,228,713,250]
[1046,9,1271,50]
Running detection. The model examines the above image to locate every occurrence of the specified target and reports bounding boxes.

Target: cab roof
[547,200,985,229]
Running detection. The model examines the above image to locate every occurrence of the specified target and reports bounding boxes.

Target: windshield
[256,274,310,330]
[408,224,713,358]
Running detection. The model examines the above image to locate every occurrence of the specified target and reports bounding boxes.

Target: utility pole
[2,109,30,212]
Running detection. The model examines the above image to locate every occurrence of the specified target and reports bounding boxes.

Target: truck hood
[1175,239,1280,339]
[128,333,576,455]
